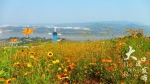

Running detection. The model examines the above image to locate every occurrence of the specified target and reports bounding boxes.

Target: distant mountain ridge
[54,21,147,26]
[53,21,150,35]
[53,21,149,29]
[1,21,150,35]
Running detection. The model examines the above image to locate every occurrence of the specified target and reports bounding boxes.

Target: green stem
[28,34,29,43]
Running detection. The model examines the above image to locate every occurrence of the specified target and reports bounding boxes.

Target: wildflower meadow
[0,28,150,84]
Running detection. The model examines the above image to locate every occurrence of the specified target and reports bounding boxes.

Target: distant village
[0,25,84,45]
[0,24,90,33]
[0,24,91,45]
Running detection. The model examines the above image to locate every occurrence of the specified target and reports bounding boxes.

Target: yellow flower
[5,79,11,84]
[57,73,68,80]
[58,67,62,71]
[52,59,59,64]
[27,63,32,67]
[52,61,56,64]
[47,52,53,57]
[14,62,20,65]
[102,41,105,44]
[5,78,16,84]
[24,71,33,76]
[56,59,59,63]
[42,74,45,78]
[48,64,52,67]
[64,68,67,72]
[30,55,35,59]
[24,72,28,76]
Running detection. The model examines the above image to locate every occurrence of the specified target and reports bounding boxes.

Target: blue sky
[0,0,150,25]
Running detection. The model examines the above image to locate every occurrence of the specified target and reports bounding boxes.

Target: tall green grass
[0,29,150,84]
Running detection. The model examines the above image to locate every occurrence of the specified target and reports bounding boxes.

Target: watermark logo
[124,46,148,82]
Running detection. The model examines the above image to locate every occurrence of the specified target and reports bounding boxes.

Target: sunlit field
[0,29,150,84]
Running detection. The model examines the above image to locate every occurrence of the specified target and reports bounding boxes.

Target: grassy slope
[0,36,150,84]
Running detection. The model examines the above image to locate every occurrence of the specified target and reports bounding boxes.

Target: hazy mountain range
[49,21,150,34]
[1,21,150,34]
[55,21,149,28]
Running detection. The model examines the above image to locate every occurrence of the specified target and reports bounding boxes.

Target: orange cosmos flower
[68,63,75,70]
[129,62,134,67]
[102,59,112,63]
[84,66,87,69]
[57,73,68,80]
[11,57,16,61]
[122,74,125,78]
[148,71,150,75]
[10,38,18,42]
[22,28,34,35]
[66,58,70,63]
[64,82,69,84]
[113,63,117,68]
[121,82,124,84]
[107,67,114,71]
[0,78,5,82]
